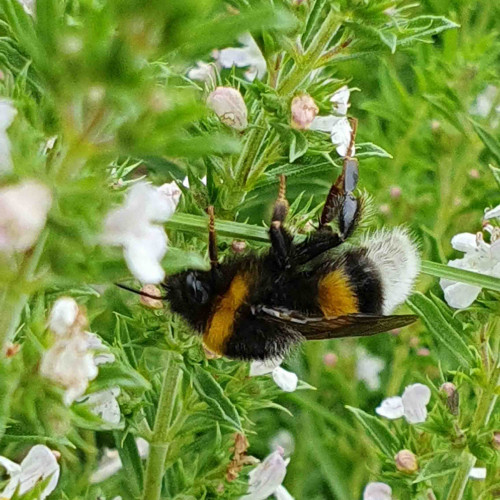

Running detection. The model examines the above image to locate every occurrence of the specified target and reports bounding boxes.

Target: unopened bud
[492,432,500,450]
[140,285,163,309]
[5,343,20,358]
[469,169,480,179]
[390,186,401,199]
[231,240,246,253]
[291,94,318,130]
[440,382,459,416]
[207,87,248,131]
[395,449,418,473]
[323,352,338,367]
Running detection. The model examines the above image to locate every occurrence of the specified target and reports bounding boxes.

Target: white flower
[0,99,17,173]
[187,61,216,84]
[310,87,355,157]
[250,358,298,392]
[356,350,385,391]
[440,231,500,309]
[363,482,392,500]
[270,430,295,457]
[41,298,115,405]
[102,181,181,284]
[469,467,486,480]
[241,449,294,500]
[376,383,431,424]
[0,445,60,499]
[90,438,149,483]
[217,33,266,81]
[207,87,248,131]
[82,387,121,425]
[484,204,500,220]
[470,85,498,118]
[0,180,52,252]
[16,0,35,15]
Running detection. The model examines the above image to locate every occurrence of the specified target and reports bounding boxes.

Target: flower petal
[401,383,431,424]
[48,297,79,336]
[375,396,404,419]
[450,233,478,253]
[330,117,354,157]
[274,485,295,500]
[330,86,350,116]
[0,445,60,500]
[249,358,283,376]
[356,351,385,391]
[363,482,392,500]
[443,282,481,309]
[272,367,298,393]
[484,204,500,220]
[241,450,288,500]
[310,115,341,133]
[469,467,486,479]
[83,387,121,425]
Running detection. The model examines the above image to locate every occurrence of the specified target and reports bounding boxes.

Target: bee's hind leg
[318,118,361,239]
[270,175,294,269]
[207,205,219,269]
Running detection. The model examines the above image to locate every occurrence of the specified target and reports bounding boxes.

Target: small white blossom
[217,33,266,81]
[356,350,385,391]
[207,87,248,131]
[102,181,181,284]
[240,449,293,500]
[440,231,500,309]
[187,61,216,84]
[250,358,298,393]
[484,204,500,220]
[82,387,121,425]
[310,87,355,157]
[0,99,17,173]
[0,180,52,252]
[469,467,487,480]
[376,383,431,424]
[41,298,114,405]
[0,445,60,499]
[90,438,149,483]
[470,85,498,118]
[363,482,392,500]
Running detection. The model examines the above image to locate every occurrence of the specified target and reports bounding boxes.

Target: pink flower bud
[291,94,319,130]
[323,352,338,367]
[394,449,418,473]
[493,432,500,450]
[207,87,248,131]
[140,285,164,309]
[389,186,401,199]
[468,169,480,179]
[440,382,459,416]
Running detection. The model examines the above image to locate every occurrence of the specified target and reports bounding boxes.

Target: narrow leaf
[289,130,309,163]
[471,121,500,165]
[407,293,473,368]
[346,406,399,457]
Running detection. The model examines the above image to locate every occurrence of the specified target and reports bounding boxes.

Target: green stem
[142,352,182,500]
[445,451,477,500]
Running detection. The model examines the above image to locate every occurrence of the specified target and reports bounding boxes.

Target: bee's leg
[207,205,219,269]
[270,175,294,268]
[318,118,360,239]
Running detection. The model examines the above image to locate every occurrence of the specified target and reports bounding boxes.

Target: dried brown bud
[440,382,459,415]
[231,240,247,253]
[291,94,319,130]
[395,449,418,473]
[492,432,500,450]
[226,433,258,482]
[139,285,163,309]
[5,343,20,358]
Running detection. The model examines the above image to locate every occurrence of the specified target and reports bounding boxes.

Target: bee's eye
[185,273,210,304]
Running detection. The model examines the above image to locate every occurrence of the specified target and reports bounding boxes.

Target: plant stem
[142,352,182,500]
[445,450,476,500]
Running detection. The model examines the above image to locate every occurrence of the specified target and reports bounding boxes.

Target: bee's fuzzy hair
[362,228,420,314]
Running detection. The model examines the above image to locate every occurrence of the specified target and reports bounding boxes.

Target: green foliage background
[0,0,498,499]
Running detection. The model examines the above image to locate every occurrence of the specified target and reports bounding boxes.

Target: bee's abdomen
[317,249,384,316]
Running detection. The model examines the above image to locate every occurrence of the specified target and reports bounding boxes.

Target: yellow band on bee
[203,273,249,354]
[318,269,359,316]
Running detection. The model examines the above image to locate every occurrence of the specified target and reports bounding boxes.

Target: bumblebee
[121,121,420,360]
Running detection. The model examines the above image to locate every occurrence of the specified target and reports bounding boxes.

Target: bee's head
[163,270,214,331]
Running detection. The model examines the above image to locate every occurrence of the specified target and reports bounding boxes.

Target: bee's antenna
[115,283,167,300]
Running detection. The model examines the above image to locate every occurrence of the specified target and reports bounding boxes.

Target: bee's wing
[254,306,417,340]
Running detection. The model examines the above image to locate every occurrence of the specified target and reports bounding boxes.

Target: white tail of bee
[363,228,420,314]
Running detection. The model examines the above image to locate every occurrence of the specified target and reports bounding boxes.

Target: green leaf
[192,365,242,431]
[471,121,500,165]
[397,16,460,46]
[378,31,397,53]
[346,406,399,457]
[420,260,500,293]
[356,142,393,159]
[162,247,210,274]
[114,431,144,497]
[87,363,151,394]
[413,453,459,483]
[489,165,500,189]
[407,292,473,368]
[289,130,309,163]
